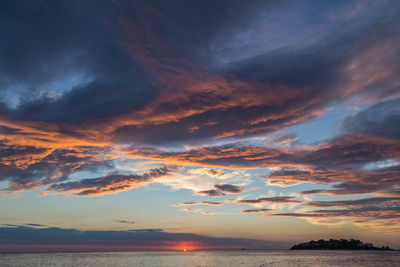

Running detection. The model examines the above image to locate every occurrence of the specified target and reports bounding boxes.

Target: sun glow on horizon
[177,245,196,251]
[173,241,199,251]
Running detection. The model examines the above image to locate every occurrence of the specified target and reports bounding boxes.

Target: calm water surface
[1,250,399,267]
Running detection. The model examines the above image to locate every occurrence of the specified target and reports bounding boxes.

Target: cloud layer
[0,226,287,252]
[0,0,399,239]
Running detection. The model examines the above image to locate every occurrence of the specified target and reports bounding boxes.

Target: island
[290,239,394,250]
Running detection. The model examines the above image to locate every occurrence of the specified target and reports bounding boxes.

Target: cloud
[303,134,400,167]
[261,167,330,187]
[126,144,292,169]
[126,132,400,199]
[299,166,400,196]
[196,189,225,197]
[0,0,314,146]
[112,9,400,145]
[230,196,301,205]
[195,183,245,197]
[172,201,222,207]
[0,146,114,195]
[45,166,179,196]
[23,223,46,227]
[13,72,156,125]
[240,208,274,214]
[200,211,219,215]
[342,98,400,139]
[126,133,400,169]
[181,208,202,213]
[305,197,400,208]
[152,167,249,194]
[0,0,399,237]
[189,168,225,177]
[117,220,135,225]
[215,183,245,194]
[262,206,400,230]
[262,213,319,218]
[2,0,397,148]
[0,226,288,252]
[0,0,399,156]
[180,208,220,216]
[261,196,400,230]
[0,1,157,125]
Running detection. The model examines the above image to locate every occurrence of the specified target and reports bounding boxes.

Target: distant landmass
[290,239,394,250]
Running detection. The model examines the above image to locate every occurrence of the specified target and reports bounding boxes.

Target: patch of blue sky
[39,72,93,97]
[1,72,93,109]
[290,102,351,144]
[363,159,400,171]
[113,157,162,173]
[0,180,11,195]
[66,168,116,182]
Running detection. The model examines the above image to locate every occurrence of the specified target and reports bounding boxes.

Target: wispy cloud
[44,166,179,196]
[172,201,222,207]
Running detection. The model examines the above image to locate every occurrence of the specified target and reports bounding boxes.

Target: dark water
[1,250,399,267]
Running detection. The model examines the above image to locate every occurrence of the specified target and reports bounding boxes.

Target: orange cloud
[44,166,179,196]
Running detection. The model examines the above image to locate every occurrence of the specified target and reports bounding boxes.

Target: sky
[0,0,400,251]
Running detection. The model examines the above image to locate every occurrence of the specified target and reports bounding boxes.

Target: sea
[0,250,399,267]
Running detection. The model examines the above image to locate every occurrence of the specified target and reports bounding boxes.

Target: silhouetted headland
[290,239,394,250]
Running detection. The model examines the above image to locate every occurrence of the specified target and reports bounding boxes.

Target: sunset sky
[1,0,400,251]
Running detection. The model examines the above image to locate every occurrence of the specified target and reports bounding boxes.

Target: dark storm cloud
[111,4,400,145]
[0,0,156,125]
[227,20,400,100]
[116,0,281,63]
[0,0,121,90]
[342,98,400,139]
[13,72,156,125]
[0,226,287,252]
[0,0,398,146]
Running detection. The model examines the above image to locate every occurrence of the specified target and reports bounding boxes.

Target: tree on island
[290,239,394,250]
